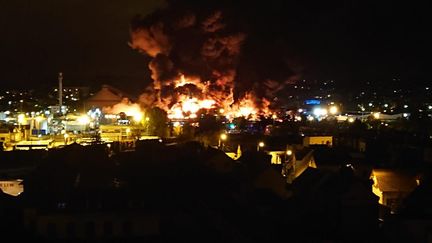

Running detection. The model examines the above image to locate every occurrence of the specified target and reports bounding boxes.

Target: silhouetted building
[85,85,130,109]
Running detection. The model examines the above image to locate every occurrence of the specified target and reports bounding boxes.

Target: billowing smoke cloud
[103,97,142,117]
[129,22,171,57]
[148,54,177,89]
[129,0,301,114]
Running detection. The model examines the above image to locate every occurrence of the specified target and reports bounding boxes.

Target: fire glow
[128,9,281,122]
[103,98,144,122]
[164,75,272,121]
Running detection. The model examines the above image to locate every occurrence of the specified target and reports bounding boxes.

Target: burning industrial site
[124,4,290,122]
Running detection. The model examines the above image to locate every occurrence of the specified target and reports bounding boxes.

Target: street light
[286,149,293,156]
[257,141,265,151]
[329,106,338,115]
[219,133,227,149]
[285,148,293,164]
[373,112,380,119]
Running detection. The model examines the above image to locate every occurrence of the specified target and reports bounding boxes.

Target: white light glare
[313,107,328,117]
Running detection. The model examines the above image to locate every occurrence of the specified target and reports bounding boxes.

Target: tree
[147,107,169,137]
[197,114,222,134]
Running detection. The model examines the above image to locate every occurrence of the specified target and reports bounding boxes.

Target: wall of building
[303,136,333,147]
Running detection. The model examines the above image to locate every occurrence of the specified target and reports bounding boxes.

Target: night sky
[0,0,430,93]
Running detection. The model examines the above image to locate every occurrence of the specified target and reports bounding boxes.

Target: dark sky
[0,0,431,93]
[0,0,164,92]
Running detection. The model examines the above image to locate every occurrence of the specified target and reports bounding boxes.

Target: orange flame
[103,98,144,121]
[167,96,217,119]
[174,75,207,89]
[157,75,274,121]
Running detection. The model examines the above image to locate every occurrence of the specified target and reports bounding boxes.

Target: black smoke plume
[130,0,300,110]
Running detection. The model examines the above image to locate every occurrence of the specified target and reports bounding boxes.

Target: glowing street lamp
[285,148,293,163]
[257,141,265,151]
[219,133,227,149]
[329,106,338,115]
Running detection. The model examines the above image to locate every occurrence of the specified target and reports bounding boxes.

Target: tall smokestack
[58,72,63,114]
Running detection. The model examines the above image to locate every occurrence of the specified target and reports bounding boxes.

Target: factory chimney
[58,72,63,114]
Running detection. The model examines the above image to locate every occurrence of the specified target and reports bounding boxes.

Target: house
[303,136,332,147]
[382,177,432,242]
[292,167,379,241]
[282,146,317,183]
[0,179,24,196]
[370,169,419,213]
[0,127,23,145]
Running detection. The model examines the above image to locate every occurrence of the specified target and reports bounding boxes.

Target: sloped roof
[84,85,136,108]
[342,181,379,202]
[206,149,235,173]
[254,167,292,199]
[371,169,418,192]
[294,147,313,160]
[293,167,378,202]
[87,85,123,103]
[399,180,432,219]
